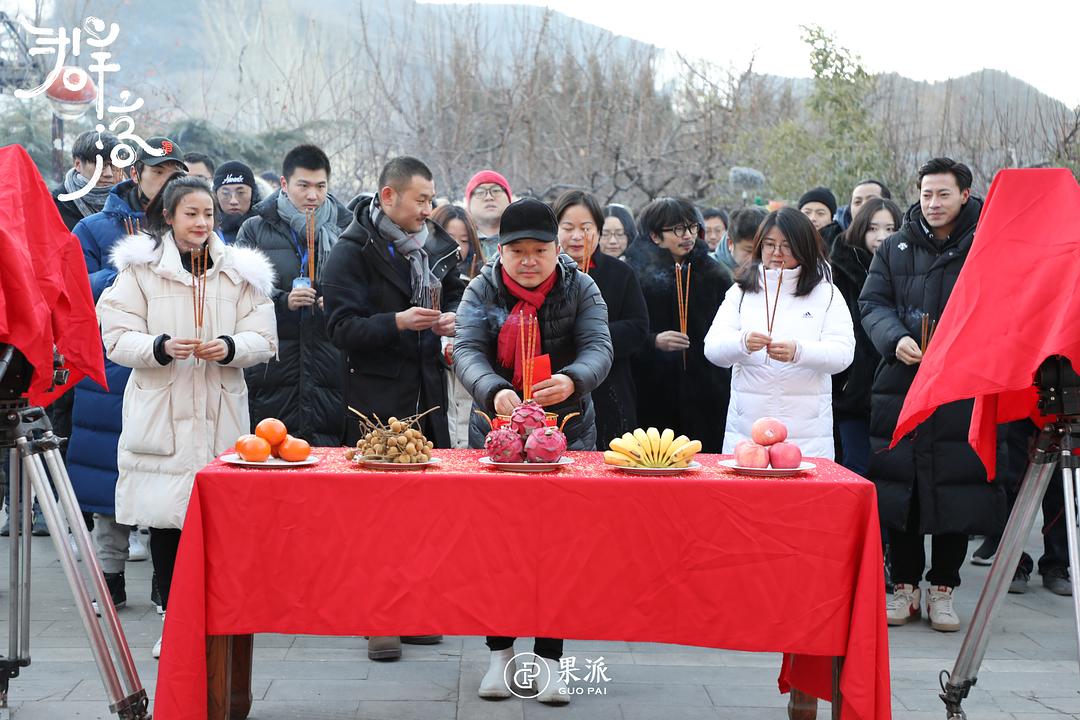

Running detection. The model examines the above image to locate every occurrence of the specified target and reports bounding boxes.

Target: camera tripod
[0,345,148,719]
[940,357,1080,719]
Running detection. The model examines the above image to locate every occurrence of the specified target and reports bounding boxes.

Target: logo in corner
[508,652,549,699]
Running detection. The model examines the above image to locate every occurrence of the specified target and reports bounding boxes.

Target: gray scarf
[62,167,111,218]
[369,199,439,306]
[276,191,340,281]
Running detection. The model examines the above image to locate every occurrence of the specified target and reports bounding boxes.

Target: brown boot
[401,635,443,645]
[788,688,818,720]
[367,636,401,661]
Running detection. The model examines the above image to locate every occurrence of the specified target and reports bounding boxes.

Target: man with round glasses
[465,170,513,259]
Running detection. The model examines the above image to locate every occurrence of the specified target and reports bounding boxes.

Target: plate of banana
[603,428,703,475]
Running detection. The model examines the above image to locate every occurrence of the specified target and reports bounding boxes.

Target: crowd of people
[5,129,1071,705]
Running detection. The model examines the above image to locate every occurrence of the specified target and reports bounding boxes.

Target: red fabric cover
[497,266,557,389]
[0,144,106,402]
[891,169,1080,478]
[155,449,890,720]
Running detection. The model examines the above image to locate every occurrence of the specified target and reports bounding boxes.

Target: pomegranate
[751,417,788,446]
[485,427,526,462]
[768,442,803,469]
[733,440,770,468]
[510,400,547,436]
[524,426,567,463]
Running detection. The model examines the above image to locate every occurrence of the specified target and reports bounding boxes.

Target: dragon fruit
[485,427,526,462]
[525,427,567,463]
[510,401,548,436]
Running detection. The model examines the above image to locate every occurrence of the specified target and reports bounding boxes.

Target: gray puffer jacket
[454,255,613,450]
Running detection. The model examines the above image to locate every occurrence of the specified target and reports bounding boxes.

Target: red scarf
[498,266,558,389]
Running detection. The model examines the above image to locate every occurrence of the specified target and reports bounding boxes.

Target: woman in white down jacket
[704,208,854,459]
[98,174,277,657]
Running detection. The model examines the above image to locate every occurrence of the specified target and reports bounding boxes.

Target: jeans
[837,418,870,477]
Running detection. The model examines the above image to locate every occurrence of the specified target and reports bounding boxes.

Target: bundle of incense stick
[920,314,937,354]
[762,265,784,335]
[518,311,538,400]
[581,230,595,274]
[428,284,441,313]
[674,262,691,370]
[123,217,142,236]
[306,209,316,282]
[191,247,208,345]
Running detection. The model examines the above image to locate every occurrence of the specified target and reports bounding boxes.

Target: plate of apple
[718,417,815,477]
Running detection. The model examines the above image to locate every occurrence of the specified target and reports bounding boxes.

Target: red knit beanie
[465,170,512,203]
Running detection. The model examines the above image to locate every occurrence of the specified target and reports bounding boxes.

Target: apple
[734,440,770,468]
[769,442,803,469]
[751,417,788,446]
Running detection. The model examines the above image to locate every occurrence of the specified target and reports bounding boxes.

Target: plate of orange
[226,419,316,466]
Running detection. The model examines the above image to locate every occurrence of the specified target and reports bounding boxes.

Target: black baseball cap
[137,136,188,170]
[498,198,558,246]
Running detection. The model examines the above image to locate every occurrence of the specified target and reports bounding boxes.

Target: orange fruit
[236,435,272,462]
[277,435,311,462]
[255,418,288,447]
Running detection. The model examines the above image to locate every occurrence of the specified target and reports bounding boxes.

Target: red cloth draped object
[154,449,890,720]
[0,144,106,403]
[891,168,1080,478]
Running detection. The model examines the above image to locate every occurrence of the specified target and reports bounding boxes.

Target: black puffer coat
[584,250,649,447]
[829,239,881,421]
[235,190,352,446]
[859,198,1007,535]
[628,238,733,453]
[322,196,466,448]
[454,255,613,450]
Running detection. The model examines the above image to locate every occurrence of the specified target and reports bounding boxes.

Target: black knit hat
[498,198,558,245]
[213,161,257,193]
[798,186,837,216]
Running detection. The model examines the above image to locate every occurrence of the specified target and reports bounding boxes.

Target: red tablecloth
[154,449,890,720]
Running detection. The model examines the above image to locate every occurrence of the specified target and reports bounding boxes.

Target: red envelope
[529,354,552,386]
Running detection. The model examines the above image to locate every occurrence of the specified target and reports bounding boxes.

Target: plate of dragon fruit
[477,401,578,472]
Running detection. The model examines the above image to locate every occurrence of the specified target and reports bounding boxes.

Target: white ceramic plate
[479,456,575,473]
[610,461,703,476]
[355,457,442,471]
[717,459,815,477]
[220,453,319,468]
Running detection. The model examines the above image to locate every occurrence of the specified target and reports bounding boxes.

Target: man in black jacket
[860,157,1007,633]
[52,129,121,231]
[236,145,350,446]
[322,157,464,661]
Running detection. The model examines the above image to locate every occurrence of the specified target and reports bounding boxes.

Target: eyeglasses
[472,185,506,200]
[661,223,699,238]
[217,187,252,200]
[762,241,793,255]
[600,230,626,239]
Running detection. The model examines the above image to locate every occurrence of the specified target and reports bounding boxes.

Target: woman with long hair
[627,197,733,452]
[431,204,486,448]
[704,207,854,458]
[830,197,902,474]
[98,174,277,658]
[553,190,649,446]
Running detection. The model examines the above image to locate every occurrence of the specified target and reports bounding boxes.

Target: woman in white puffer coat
[704,207,854,459]
[98,174,277,656]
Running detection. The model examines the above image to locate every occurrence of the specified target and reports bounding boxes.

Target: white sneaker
[478,648,517,699]
[152,613,164,659]
[128,530,148,562]
[927,585,960,632]
[886,583,921,626]
[534,657,570,705]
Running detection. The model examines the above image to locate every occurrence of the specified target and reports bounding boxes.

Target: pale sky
[425,0,1080,108]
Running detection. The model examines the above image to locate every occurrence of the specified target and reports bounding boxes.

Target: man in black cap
[213,161,261,245]
[798,185,842,248]
[69,136,187,615]
[452,197,612,705]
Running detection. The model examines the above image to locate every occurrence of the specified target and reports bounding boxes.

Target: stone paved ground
[1,521,1078,719]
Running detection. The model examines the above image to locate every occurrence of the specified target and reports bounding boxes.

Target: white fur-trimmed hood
[108,232,277,298]
[108,234,161,271]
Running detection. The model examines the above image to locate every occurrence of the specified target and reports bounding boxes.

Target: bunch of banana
[604,427,702,468]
